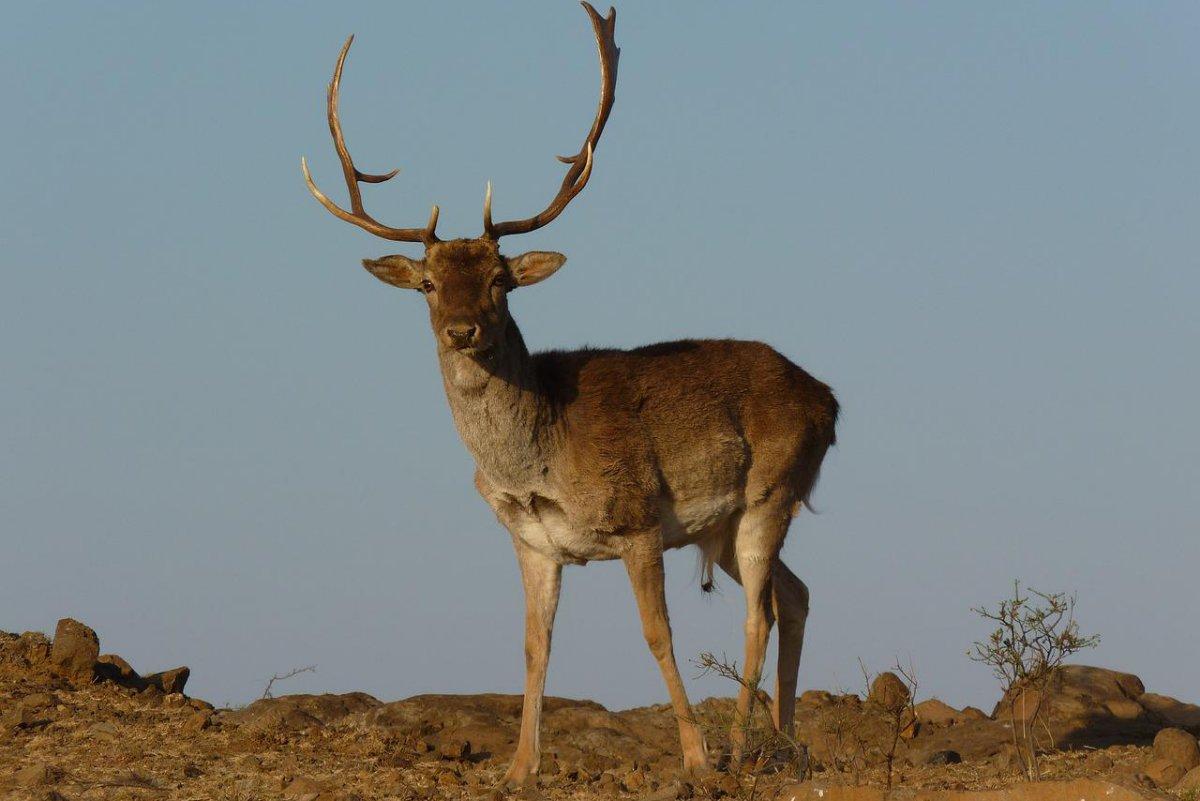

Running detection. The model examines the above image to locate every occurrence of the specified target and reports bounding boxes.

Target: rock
[799,690,834,707]
[15,763,60,787]
[184,712,211,733]
[622,768,648,792]
[868,672,910,711]
[1106,698,1145,721]
[927,749,962,765]
[283,777,327,799]
[437,735,471,760]
[1087,752,1115,771]
[95,653,142,687]
[1177,765,1200,792]
[0,631,53,678]
[50,618,99,684]
[1140,693,1200,730]
[991,666,1162,749]
[22,692,57,710]
[959,706,989,721]
[145,666,190,694]
[1142,757,1186,789]
[1152,727,1200,769]
[647,781,685,801]
[915,698,964,727]
[228,692,381,732]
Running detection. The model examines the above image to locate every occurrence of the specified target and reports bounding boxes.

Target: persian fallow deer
[301,2,838,786]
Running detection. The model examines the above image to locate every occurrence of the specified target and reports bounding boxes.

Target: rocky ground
[3,619,1199,800]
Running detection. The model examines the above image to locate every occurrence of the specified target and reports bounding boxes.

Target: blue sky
[2,2,1197,710]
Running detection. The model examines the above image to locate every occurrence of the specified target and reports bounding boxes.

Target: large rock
[868,672,910,711]
[50,618,99,685]
[145,666,190,694]
[1141,693,1200,732]
[991,666,1161,748]
[1152,727,1200,770]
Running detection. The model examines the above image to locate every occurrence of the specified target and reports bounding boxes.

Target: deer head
[301,3,618,357]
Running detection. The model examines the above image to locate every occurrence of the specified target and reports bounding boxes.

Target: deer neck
[436,318,556,493]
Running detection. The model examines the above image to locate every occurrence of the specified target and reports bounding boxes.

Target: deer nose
[445,325,478,347]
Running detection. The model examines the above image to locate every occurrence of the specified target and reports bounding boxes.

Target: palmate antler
[301,35,441,244]
[302,3,618,245]
[483,2,619,239]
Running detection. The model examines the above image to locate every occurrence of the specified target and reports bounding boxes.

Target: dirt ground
[3,624,1198,800]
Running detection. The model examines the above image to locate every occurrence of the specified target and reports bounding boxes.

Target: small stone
[92,721,120,736]
[22,693,57,710]
[184,712,211,733]
[283,777,327,799]
[1087,752,1115,771]
[49,619,99,685]
[646,781,684,800]
[1153,727,1200,770]
[622,768,648,792]
[437,736,470,760]
[16,763,60,787]
[164,692,188,708]
[716,772,742,796]
[926,749,962,765]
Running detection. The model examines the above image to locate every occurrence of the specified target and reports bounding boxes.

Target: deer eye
[421,279,435,294]
[491,274,509,289]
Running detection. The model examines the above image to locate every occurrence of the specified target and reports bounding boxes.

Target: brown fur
[357,238,837,783]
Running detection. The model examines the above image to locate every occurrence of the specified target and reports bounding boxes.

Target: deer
[301,3,838,786]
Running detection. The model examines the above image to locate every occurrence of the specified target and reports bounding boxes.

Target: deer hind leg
[722,504,791,764]
[621,528,709,772]
[771,558,809,737]
[502,538,562,789]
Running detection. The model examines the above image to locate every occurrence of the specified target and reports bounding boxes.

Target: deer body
[446,327,837,567]
[301,4,838,787]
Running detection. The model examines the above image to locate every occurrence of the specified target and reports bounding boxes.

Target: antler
[482,2,619,239]
[301,35,440,244]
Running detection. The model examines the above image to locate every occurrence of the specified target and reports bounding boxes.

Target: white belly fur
[507,492,742,564]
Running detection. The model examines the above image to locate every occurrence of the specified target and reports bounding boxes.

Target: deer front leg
[622,529,709,772]
[502,538,562,789]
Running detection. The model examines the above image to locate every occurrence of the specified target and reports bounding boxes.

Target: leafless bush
[968,581,1098,780]
[261,664,316,700]
[693,651,810,782]
[860,658,919,790]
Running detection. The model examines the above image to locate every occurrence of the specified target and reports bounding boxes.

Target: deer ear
[361,255,424,289]
[508,251,567,287]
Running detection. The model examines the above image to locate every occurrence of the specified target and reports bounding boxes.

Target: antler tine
[483,2,618,239]
[301,35,440,244]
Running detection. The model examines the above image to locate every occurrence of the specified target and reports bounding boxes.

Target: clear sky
[3,2,1197,711]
